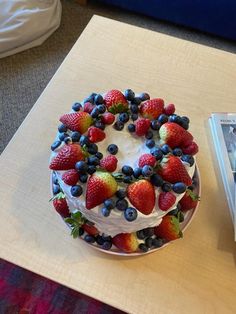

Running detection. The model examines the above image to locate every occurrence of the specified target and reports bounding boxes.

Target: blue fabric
[99,0,236,41]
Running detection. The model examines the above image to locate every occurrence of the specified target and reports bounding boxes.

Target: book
[209,113,236,240]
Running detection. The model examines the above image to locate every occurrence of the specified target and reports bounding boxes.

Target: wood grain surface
[0,15,236,314]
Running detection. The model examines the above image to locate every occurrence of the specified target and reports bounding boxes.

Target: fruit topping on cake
[104,89,128,114]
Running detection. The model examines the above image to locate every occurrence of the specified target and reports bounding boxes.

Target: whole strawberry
[159,122,193,148]
[82,223,99,236]
[104,90,128,114]
[101,112,115,125]
[138,153,156,168]
[182,141,199,155]
[100,155,118,172]
[60,111,92,134]
[164,103,175,115]
[86,171,117,209]
[49,144,84,170]
[157,155,192,186]
[158,192,176,211]
[52,193,70,218]
[62,169,79,186]
[179,189,199,211]
[135,118,151,136]
[88,126,106,143]
[127,179,155,215]
[140,98,164,120]
[112,233,138,253]
[154,215,183,241]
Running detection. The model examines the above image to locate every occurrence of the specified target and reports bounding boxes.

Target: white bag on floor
[0,0,62,58]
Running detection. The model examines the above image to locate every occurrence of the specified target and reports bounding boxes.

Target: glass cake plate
[50,165,201,256]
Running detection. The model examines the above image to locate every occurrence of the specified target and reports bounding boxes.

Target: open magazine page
[209,113,236,240]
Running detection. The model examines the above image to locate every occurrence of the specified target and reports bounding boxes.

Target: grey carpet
[0,0,235,154]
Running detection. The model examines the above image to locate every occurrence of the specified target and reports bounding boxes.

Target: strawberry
[164,103,175,115]
[101,112,115,125]
[138,154,156,168]
[157,155,192,186]
[135,118,151,136]
[154,215,183,241]
[83,102,95,114]
[182,141,199,155]
[158,192,176,211]
[52,193,70,218]
[88,126,106,143]
[100,155,118,172]
[86,171,117,209]
[82,223,99,236]
[159,122,193,148]
[140,98,164,120]
[179,189,199,211]
[49,143,84,170]
[104,90,128,114]
[127,180,155,215]
[59,111,92,134]
[62,169,79,186]
[112,233,138,253]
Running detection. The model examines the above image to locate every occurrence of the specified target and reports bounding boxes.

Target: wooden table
[1,15,236,314]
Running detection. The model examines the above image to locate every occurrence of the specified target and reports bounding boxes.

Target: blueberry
[71,185,83,197]
[139,92,150,101]
[150,174,164,187]
[145,130,153,139]
[132,97,142,105]
[151,120,161,130]
[151,147,163,160]
[101,207,111,217]
[87,165,97,175]
[172,182,187,194]
[75,161,88,174]
[124,207,138,221]
[139,243,148,252]
[84,93,96,104]
[131,113,138,121]
[104,199,115,209]
[72,102,82,111]
[162,182,172,192]
[59,133,68,141]
[181,154,194,167]
[133,167,142,178]
[101,234,112,242]
[96,235,105,245]
[152,238,163,248]
[84,235,96,243]
[130,104,139,114]
[161,144,171,155]
[116,199,128,211]
[97,104,106,113]
[123,176,133,183]
[51,140,61,151]
[116,189,127,199]
[91,107,100,118]
[181,116,190,124]
[107,144,118,155]
[145,237,153,248]
[136,230,146,240]
[113,121,124,131]
[128,123,136,133]
[95,94,104,105]
[158,114,169,124]
[119,112,129,123]
[87,143,98,155]
[53,184,61,195]
[142,165,153,177]
[95,152,103,160]
[143,227,154,237]
[102,241,112,250]
[122,165,133,176]
[71,131,81,142]
[181,119,189,130]
[146,139,155,149]
[79,135,90,146]
[79,174,88,183]
[87,156,100,166]
[173,148,183,157]
[124,89,135,101]
[93,120,105,130]
[58,124,68,133]
[169,115,182,124]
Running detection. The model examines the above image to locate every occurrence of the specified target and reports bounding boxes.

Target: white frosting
[51,124,196,237]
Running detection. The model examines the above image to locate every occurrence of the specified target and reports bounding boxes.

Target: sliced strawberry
[82,223,99,236]
[88,126,106,143]
[100,155,118,172]
[158,192,176,211]
[62,169,79,186]
[154,215,183,241]
[112,233,138,253]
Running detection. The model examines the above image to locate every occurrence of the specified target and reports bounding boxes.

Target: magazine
[209,113,236,240]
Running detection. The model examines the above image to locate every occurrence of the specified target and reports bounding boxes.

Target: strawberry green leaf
[49,191,65,202]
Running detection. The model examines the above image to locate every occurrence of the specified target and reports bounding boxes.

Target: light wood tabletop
[1,15,236,314]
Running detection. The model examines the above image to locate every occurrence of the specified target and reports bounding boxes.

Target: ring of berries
[50,89,200,254]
